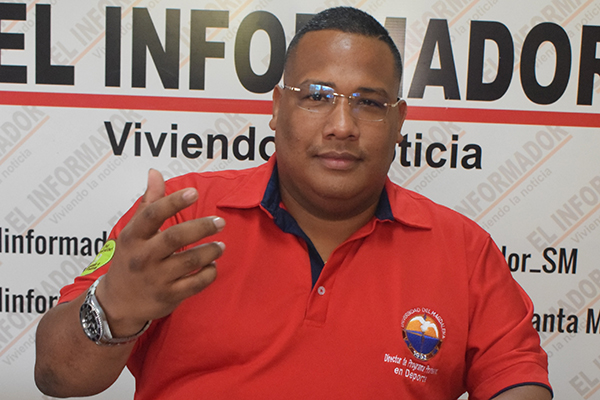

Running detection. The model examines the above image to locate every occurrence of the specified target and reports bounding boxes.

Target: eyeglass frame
[281,83,403,122]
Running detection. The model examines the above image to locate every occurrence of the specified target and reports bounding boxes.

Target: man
[35,7,552,399]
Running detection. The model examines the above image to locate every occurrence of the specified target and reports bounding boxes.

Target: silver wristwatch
[80,275,151,346]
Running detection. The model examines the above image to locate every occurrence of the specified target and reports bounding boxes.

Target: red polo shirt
[59,155,551,400]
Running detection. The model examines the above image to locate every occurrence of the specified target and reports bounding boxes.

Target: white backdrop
[0,0,599,399]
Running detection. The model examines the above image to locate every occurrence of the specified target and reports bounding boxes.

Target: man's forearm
[35,171,224,397]
[492,385,552,400]
[34,292,134,397]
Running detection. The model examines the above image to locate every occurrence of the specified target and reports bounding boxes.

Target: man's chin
[313,183,366,203]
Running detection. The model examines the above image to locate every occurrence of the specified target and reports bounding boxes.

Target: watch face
[80,302,102,342]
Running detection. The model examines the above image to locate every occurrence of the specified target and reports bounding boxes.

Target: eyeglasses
[282,83,401,122]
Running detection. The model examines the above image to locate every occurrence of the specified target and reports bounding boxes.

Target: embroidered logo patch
[401,307,446,361]
[81,240,116,276]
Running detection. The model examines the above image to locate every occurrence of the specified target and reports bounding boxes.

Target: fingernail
[212,217,225,231]
[215,241,226,251]
[182,188,197,202]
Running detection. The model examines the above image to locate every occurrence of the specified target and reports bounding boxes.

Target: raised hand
[94,169,225,337]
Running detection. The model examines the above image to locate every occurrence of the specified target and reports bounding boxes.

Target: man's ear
[269,86,282,131]
[394,99,408,143]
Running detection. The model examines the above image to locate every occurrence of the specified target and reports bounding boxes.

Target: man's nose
[323,96,359,139]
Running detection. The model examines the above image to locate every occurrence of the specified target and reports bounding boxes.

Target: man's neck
[279,186,379,262]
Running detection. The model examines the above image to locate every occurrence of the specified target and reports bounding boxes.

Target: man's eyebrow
[355,86,390,96]
[297,79,336,87]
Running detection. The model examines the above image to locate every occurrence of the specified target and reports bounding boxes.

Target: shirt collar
[217,153,432,230]
[384,178,433,230]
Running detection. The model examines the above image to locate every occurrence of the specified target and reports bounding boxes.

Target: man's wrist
[80,275,151,346]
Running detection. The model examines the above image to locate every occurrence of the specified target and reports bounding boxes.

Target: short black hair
[284,7,403,81]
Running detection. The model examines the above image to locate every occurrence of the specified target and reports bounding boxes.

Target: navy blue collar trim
[261,167,323,287]
[261,164,393,287]
[375,187,394,222]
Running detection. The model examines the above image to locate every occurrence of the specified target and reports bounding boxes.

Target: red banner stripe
[407,105,599,127]
[0,90,598,127]
[0,91,272,114]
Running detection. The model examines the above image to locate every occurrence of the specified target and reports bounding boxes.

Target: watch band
[80,275,151,346]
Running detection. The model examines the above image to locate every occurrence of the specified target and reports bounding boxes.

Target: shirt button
[317,286,326,295]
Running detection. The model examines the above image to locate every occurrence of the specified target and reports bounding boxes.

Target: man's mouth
[316,151,361,170]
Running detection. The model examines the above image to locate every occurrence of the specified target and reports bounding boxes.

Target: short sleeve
[57,196,143,304]
[466,237,551,399]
